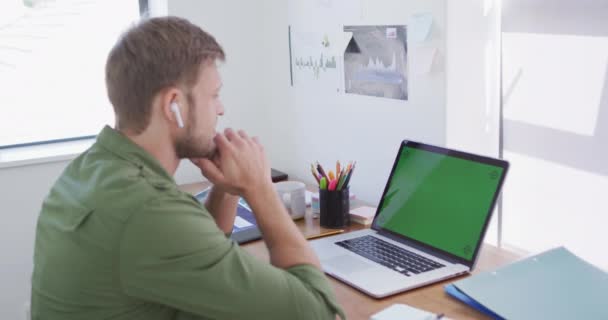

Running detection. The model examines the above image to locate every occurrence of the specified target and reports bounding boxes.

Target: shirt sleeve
[119,195,345,320]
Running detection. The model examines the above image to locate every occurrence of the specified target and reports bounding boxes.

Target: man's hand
[193,128,320,270]
[191,128,272,198]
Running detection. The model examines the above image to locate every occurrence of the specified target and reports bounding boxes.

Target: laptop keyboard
[335,235,445,276]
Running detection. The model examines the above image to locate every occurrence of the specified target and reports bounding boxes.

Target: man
[31,16,344,320]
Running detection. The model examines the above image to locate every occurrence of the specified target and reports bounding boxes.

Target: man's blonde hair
[105,16,225,133]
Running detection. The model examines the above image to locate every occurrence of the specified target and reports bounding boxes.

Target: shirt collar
[96,125,175,184]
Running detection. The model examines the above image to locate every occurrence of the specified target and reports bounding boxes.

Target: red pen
[328,179,338,191]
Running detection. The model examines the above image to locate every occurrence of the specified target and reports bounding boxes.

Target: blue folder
[444,247,608,320]
[444,284,503,320]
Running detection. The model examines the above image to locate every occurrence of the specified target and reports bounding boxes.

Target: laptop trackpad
[324,255,375,274]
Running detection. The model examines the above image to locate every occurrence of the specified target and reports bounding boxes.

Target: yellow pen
[336,161,341,179]
[306,229,345,240]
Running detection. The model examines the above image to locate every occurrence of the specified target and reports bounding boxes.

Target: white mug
[275,181,306,219]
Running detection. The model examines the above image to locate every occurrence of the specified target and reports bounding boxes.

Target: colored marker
[320,177,328,190]
[328,179,337,191]
[316,162,328,180]
[342,162,356,189]
[310,164,320,184]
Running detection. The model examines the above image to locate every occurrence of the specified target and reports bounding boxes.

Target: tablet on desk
[193,188,262,244]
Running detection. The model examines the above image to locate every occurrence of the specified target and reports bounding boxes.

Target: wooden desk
[180,182,520,320]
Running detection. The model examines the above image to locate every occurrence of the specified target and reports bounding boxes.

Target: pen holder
[319,187,350,228]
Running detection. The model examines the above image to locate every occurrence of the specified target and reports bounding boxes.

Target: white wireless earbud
[170,102,185,128]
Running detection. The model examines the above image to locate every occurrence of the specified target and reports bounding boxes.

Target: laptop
[194,188,262,244]
[310,140,509,298]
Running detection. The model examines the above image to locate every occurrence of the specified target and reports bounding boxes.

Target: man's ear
[171,102,185,128]
[158,88,183,128]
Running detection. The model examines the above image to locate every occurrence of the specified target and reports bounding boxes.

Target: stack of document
[445,247,608,320]
[349,206,376,226]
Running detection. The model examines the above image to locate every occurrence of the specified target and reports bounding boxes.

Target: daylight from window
[0,0,140,147]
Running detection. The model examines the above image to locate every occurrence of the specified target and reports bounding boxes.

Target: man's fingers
[224,128,247,148]
[211,153,222,167]
[214,133,235,155]
[224,128,238,142]
[252,136,263,148]
[238,129,248,139]
[197,158,226,185]
[237,129,252,143]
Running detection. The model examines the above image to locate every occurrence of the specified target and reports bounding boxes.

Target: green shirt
[31,126,344,320]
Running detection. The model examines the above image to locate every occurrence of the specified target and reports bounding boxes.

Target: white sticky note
[234,216,253,228]
[409,13,434,43]
[370,303,453,320]
[413,45,438,75]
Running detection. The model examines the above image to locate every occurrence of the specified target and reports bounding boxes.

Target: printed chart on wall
[288,26,341,92]
[343,25,408,100]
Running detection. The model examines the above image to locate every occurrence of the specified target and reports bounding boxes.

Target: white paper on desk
[370,304,452,320]
[412,45,438,75]
[350,206,376,219]
[234,216,253,228]
[305,190,313,207]
[409,13,434,43]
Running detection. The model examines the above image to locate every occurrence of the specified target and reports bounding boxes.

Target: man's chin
[175,133,217,159]
[207,148,218,160]
[176,145,216,160]
[187,150,215,159]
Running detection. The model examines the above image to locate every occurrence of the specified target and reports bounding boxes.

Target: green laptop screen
[375,146,504,261]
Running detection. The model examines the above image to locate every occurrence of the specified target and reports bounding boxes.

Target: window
[0,0,145,148]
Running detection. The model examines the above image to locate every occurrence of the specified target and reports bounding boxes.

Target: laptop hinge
[376,229,467,267]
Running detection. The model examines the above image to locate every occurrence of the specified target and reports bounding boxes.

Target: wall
[275,0,503,243]
[173,0,449,206]
[172,0,502,238]
[280,0,448,205]
[172,0,505,211]
[501,0,608,269]
[445,0,500,156]
[169,0,271,138]
[445,0,502,244]
[0,161,66,320]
